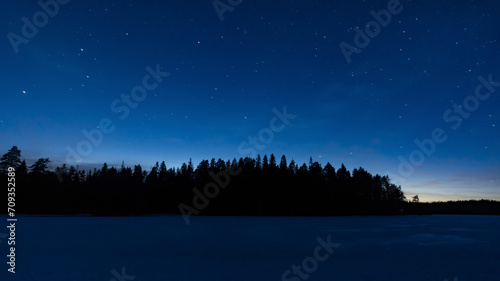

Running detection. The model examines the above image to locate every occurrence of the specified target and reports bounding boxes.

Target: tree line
[1,146,409,216]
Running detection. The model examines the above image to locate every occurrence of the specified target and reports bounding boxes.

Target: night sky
[1,0,499,201]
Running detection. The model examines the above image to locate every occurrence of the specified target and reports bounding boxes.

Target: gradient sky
[1,0,499,201]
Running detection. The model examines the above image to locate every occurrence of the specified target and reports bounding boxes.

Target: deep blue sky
[1,0,499,201]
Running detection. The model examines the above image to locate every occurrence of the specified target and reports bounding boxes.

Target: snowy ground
[1,215,499,281]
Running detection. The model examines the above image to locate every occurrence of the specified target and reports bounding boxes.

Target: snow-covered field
[1,215,499,281]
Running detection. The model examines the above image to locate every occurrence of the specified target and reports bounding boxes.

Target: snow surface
[1,215,499,281]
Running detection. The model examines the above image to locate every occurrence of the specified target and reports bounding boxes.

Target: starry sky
[1,0,499,201]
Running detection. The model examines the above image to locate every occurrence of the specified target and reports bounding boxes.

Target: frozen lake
[1,215,499,280]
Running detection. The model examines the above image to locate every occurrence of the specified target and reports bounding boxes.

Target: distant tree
[108,166,118,176]
[386,181,406,202]
[412,195,420,203]
[372,174,384,201]
[216,158,226,171]
[336,164,350,181]
[17,160,28,178]
[262,155,269,169]
[159,161,167,174]
[308,159,322,175]
[323,162,335,176]
[298,163,308,174]
[269,154,277,168]
[77,169,87,182]
[68,165,78,181]
[288,159,297,174]
[30,158,50,174]
[0,146,22,173]
[255,154,262,170]
[243,157,254,169]
[55,164,69,181]
[187,158,194,175]
[323,162,336,183]
[279,155,287,171]
[195,159,209,180]
[146,162,159,184]
[101,163,109,176]
[120,162,132,178]
[133,165,144,182]
[180,162,188,175]
[159,161,168,180]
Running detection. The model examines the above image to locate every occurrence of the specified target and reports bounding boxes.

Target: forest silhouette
[1,146,499,216]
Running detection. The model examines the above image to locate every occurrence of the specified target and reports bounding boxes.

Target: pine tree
[269,154,277,168]
[0,146,22,173]
[159,161,168,181]
[30,158,50,174]
[255,154,262,170]
[279,155,287,171]
[288,159,297,174]
[133,165,144,182]
[17,160,28,178]
[262,155,269,169]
